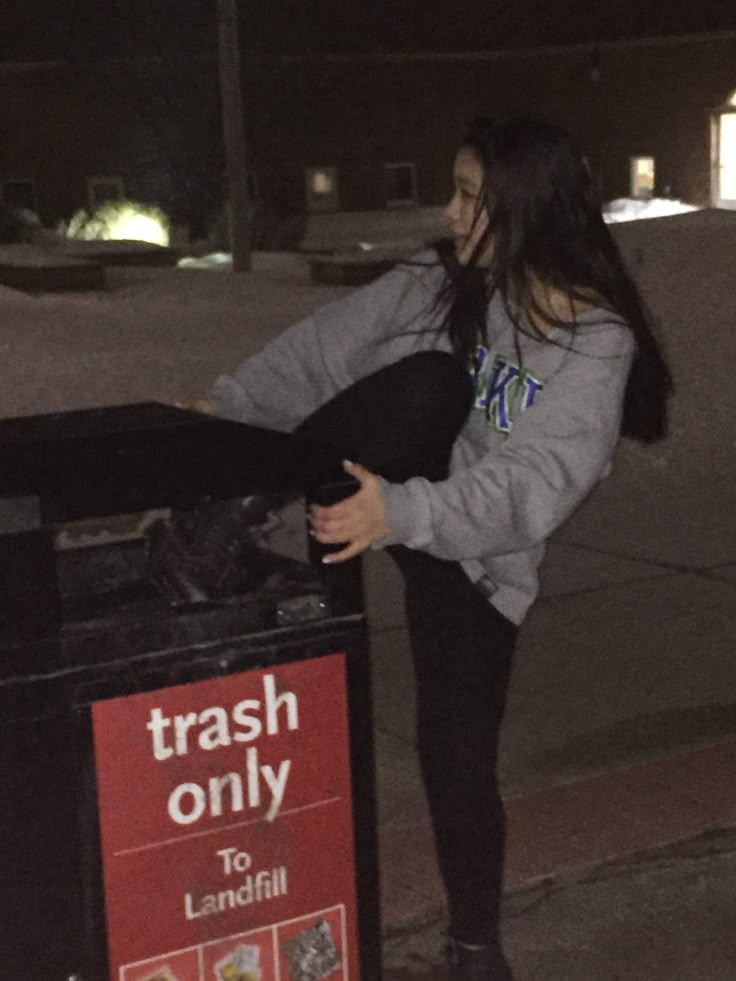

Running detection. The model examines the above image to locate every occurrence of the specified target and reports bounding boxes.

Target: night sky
[3,0,736,61]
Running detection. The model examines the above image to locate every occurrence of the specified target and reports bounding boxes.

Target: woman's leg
[151,350,472,597]
[298,351,518,967]
[296,350,473,482]
[401,554,517,961]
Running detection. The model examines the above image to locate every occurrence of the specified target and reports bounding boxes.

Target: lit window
[712,90,736,208]
[312,172,333,195]
[718,111,736,201]
[384,162,418,207]
[629,157,655,199]
[87,176,125,211]
[1,179,37,213]
[305,166,339,212]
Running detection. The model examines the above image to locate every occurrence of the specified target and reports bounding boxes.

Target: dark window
[1,180,37,212]
[384,163,417,206]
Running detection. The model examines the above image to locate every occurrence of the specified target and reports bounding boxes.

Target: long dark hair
[436,115,673,443]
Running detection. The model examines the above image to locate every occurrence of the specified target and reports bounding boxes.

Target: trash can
[0,403,380,981]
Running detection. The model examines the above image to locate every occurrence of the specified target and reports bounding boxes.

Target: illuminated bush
[64,200,171,247]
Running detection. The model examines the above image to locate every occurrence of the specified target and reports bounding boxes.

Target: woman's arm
[207,261,436,431]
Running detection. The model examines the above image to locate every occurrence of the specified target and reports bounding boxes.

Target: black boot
[445,937,514,981]
[147,495,277,604]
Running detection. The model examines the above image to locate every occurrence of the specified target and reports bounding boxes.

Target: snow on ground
[177,199,706,271]
[1,209,735,488]
[178,251,234,270]
[603,197,700,223]
[0,252,353,419]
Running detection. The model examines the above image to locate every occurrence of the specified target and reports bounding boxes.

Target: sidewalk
[379,737,736,931]
[383,823,736,980]
[360,466,736,977]
[366,542,736,978]
[361,511,736,977]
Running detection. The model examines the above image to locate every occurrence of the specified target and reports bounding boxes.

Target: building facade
[2,29,736,233]
[242,31,736,216]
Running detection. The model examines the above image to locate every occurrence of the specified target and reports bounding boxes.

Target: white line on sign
[112,795,344,857]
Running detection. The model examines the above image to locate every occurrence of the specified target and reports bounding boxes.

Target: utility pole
[217,0,251,272]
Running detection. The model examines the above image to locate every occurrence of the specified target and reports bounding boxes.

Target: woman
[159,116,672,980]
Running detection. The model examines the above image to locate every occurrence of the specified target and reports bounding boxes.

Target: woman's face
[445,146,491,265]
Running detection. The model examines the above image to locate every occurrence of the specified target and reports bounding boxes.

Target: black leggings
[297,351,518,945]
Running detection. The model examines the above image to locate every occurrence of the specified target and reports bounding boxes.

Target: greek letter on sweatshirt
[209,253,635,625]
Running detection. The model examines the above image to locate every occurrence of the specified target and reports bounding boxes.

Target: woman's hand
[309,460,388,563]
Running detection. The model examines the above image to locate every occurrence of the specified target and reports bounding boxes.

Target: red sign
[92,653,360,981]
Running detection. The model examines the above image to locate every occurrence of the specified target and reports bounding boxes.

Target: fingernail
[322,555,333,564]
[343,459,354,467]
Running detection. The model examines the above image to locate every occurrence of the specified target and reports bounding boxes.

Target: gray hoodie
[210,254,635,624]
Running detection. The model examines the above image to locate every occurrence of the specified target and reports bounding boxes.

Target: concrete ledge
[300,205,445,254]
[308,252,399,286]
[60,239,178,267]
[0,244,105,293]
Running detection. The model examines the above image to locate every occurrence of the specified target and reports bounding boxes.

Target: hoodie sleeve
[208,259,438,431]
[378,322,636,559]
